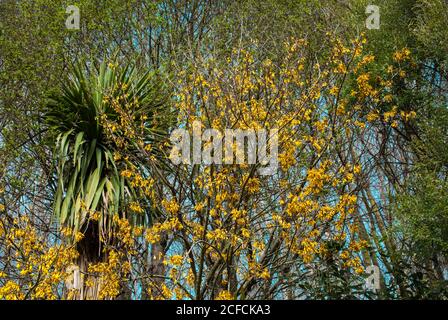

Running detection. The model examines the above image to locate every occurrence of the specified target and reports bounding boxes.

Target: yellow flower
[259,268,270,280]
[215,290,234,300]
[384,106,398,122]
[383,94,393,103]
[162,199,180,214]
[120,169,133,178]
[241,228,251,238]
[133,226,144,237]
[393,48,411,62]
[89,210,101,221]
[402,110,416,121]
[74,231,84,243]
[144,144,152,152]
[329,86,339,96]
[339,250,350,260]
[113,152,121,161]
[246,177,260,194]
[366,111,380,122]
[387,65,394,74]
[354,121,366,129]
[0,281,24,300]
[167,255,183,266]
[145,228,161,244]
[194,202,206,212]
[355,266,365,274]
[129,201,144,214]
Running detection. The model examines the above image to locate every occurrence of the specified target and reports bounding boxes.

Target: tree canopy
[0,0,447,300]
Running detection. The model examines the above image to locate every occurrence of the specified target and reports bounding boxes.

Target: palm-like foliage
[45,60,172,243]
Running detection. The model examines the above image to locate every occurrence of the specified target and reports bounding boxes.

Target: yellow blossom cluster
[0,216,78,300]
[87,250,129,300]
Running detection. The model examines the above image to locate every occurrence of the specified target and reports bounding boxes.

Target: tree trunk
[148,234,168,299]
[66,221,104,300]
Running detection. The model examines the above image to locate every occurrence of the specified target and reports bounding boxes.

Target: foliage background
[0,0,447,299]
